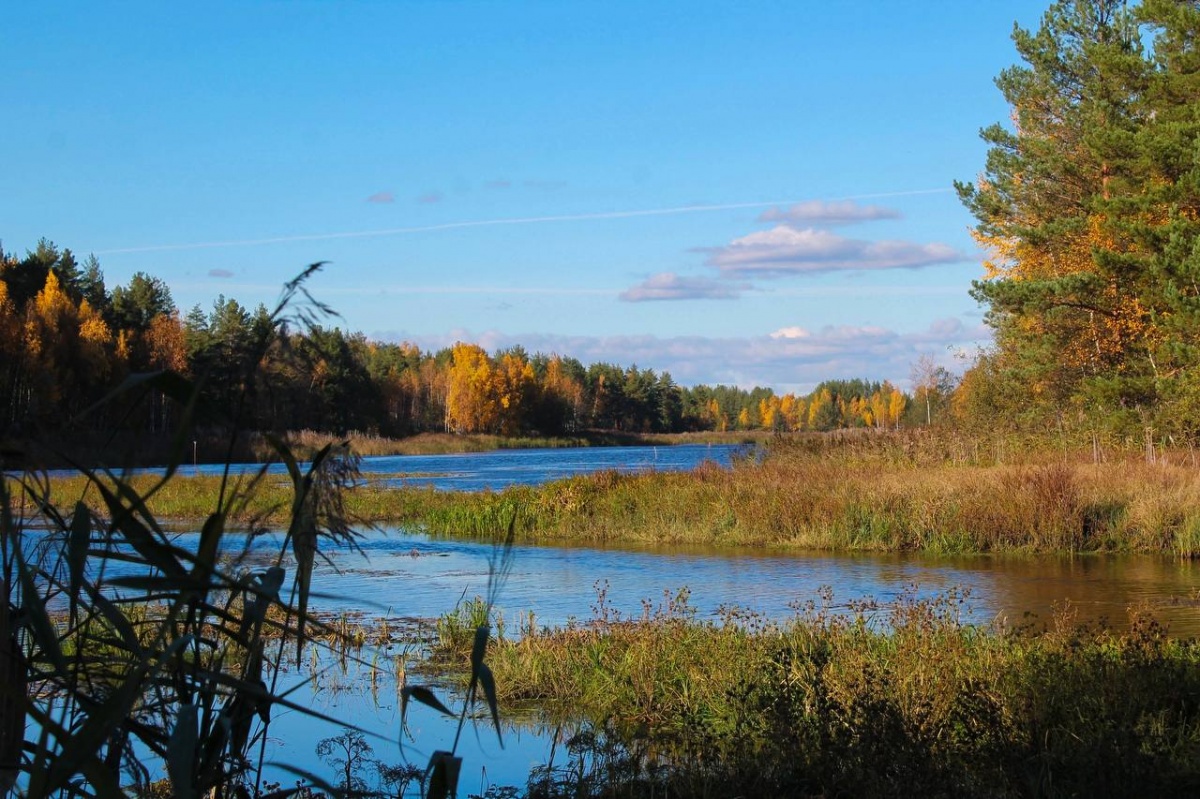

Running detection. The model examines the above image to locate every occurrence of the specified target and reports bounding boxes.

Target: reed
[404,436,1200,555]
[0,267,506,799]
[433,595,506,659]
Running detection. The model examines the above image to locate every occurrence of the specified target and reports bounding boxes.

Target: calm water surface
[311,531,1200,636]
[180,443,742,491]
[168,442,1200,634]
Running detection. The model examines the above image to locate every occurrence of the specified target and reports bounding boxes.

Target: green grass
[487,589,1200,798]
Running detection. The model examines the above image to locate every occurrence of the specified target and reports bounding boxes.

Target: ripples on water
[255,527,1200,792]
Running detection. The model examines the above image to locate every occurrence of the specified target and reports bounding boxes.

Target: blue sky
[2,1,1049,392]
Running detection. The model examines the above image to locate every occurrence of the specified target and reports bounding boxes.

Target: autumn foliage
[0,240,935,444]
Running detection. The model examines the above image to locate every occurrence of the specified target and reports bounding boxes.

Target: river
[264,525,1200,796]
[185,442,744,490]
[259,442,1199,637]
[314,531,1200,637]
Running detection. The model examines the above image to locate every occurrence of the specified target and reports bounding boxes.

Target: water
[171,442,743,491]
[356,444,742,491]
[309,530,1200,637]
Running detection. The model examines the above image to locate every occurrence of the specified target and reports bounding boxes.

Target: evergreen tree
[957,0,1155,431]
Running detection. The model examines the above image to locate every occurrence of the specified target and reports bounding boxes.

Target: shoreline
[19,434,1200,557]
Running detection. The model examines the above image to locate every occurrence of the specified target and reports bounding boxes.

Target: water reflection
[311,531,1200,637]
[258,657,552,794]
[104,443,742,491]
[269,533,1200,792]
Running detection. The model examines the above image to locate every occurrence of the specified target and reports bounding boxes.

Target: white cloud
[769,326,811,340]
[619,272,746,302]
[703,225,967,277]
[758,200,901,225]
[375,318,987,392]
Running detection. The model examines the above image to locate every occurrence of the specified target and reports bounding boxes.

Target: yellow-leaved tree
[445,343,500,433]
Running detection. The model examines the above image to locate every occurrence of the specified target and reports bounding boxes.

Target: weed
[491,586,1200,798]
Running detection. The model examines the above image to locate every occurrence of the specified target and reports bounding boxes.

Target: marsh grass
[491,587,1200,798]
[25,432,1200,556]
[270,431,596,459]
[402,434,1200,555]
[433,596,507,659]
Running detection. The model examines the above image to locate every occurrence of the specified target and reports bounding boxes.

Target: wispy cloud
[619,272,746,302]
[92,188,953,255]
[208,268,234,278]
[312,284,611,297]
[703,225,966,277]
[758,200,901,226]
[416,191,444,204]
[380,317,986,391]
[484,179,512,189]
[366,191,395,204]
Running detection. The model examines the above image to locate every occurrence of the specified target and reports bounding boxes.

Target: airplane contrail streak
[93,187,955,255]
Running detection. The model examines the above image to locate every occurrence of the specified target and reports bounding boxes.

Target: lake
[311,529,1200,638]
[207,443,1196,636]
[233,443,1200,794]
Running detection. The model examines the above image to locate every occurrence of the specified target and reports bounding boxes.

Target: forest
[0,240,932,445]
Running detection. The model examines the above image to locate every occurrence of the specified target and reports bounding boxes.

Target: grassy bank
[376,435,1200,555]
[481,591,1200,798]
[25,432,1200,555]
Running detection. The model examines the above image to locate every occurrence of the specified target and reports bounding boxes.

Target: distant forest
[0,240,951,441]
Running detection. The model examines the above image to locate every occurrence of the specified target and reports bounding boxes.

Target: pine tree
[957,0,1157,430]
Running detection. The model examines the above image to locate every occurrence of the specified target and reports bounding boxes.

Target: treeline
[957,0,1200,440]
[0,240,949,440]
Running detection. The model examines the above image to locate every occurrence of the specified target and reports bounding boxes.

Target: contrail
[93,187,954,256]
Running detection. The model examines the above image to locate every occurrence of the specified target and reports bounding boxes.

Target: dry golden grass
[22,432,1200,555]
